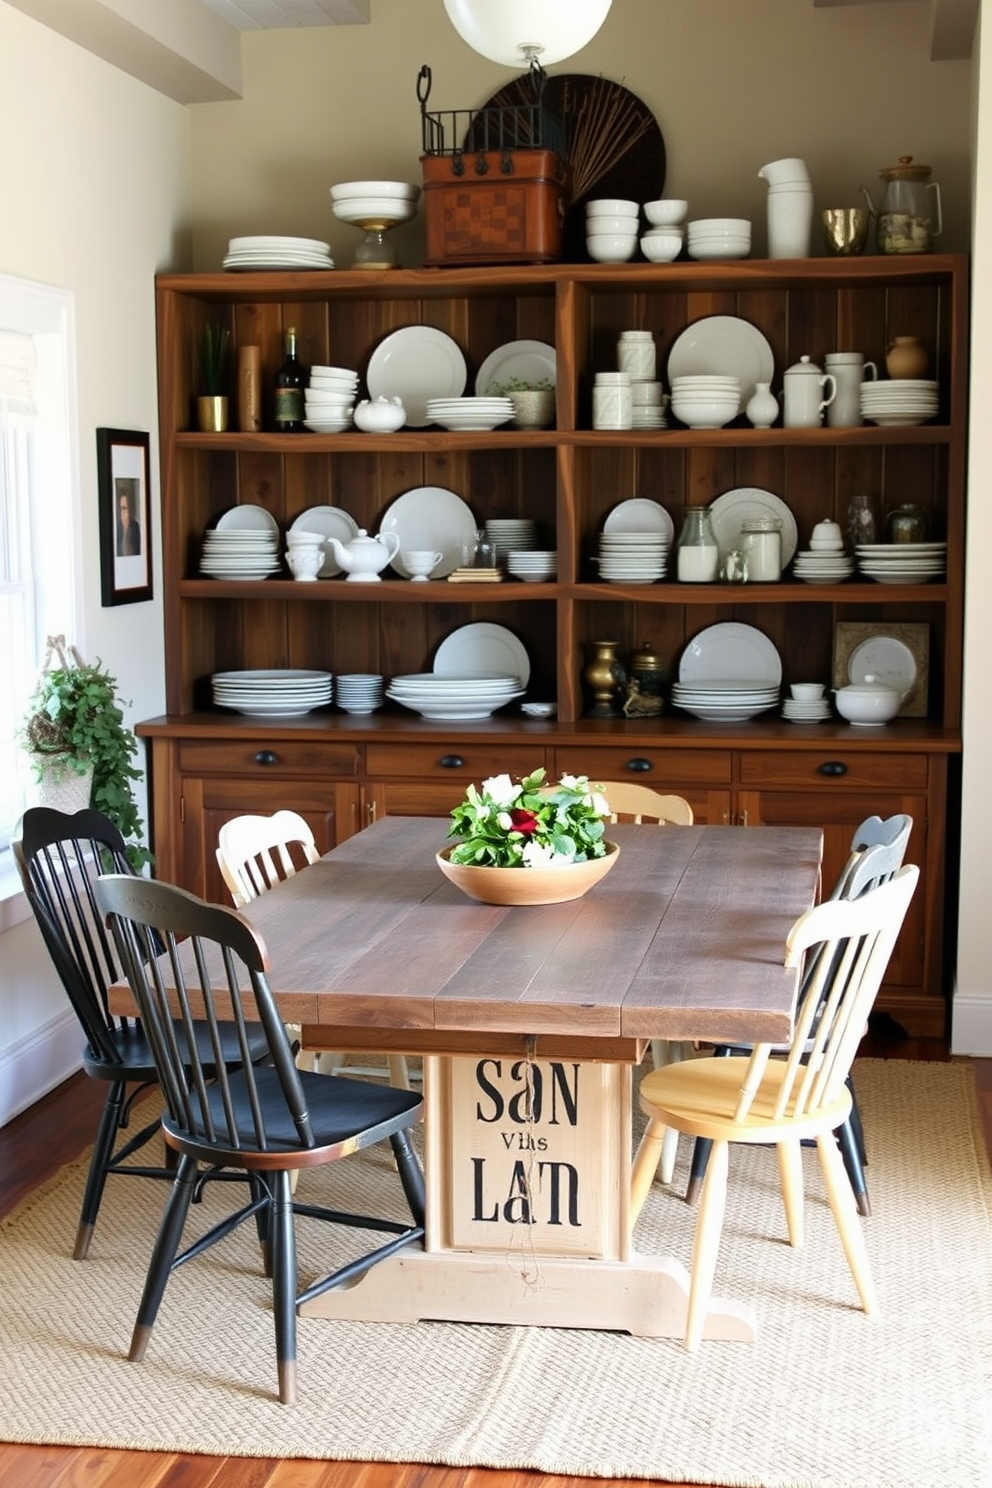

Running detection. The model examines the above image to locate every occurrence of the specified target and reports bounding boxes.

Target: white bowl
[670,398,740,429]
[588,213,640,234]
[834,684,903,725]
[330,180,420,201]
[688,240,751,261]
[791,682,825,702]
[688,218,751,234]
[586,232,638,263]
[643,199,688,227]
[586,198,638,217]
[640,235,682,263]
[331,197,418,225]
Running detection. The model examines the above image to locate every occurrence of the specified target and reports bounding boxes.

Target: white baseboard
[951,986,992,1056]
[0,1009,82,1128]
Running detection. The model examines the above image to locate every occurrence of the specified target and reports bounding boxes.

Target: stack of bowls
[687,218,751,261]
[334,673,384,715]
[670,375,741,429]
[586,198,639,263]
[641,198,687,263]
[305,365,359,432]
[507,550,557,583]
[329,180,420,227]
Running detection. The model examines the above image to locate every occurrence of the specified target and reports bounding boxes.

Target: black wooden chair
[683,813,913,1215]
[13,806,270,1259]
[94,872,426,1406]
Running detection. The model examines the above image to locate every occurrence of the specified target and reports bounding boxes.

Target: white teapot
[326,527,401,582]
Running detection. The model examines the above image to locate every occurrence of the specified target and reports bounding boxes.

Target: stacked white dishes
[222,235,334,271]
[211,669,333,717]
[671,681,780,722]
[597,532,668,584]
[632,382,668,429]
[670,375,741,428]
[485,518,538,566]
[305,365,359,432]
[386,673,525,721]
[855,542,947,583]
[329,180,420,227]
[426,397,513,431]
[860,379,939,426]
[793,516,852,583]
[674,620,782,721]
[782,694,832,723]
[201,504,280,579]
[335,673,384,715]
[507,550,556,582]
[687,218,751,261]
[641,201,685,263]
[586,198,639,263]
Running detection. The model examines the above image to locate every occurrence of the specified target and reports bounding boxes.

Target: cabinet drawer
[178,740,360,777]
[366,743,544,780]
[740,751,928,790]
[553,746,732,787]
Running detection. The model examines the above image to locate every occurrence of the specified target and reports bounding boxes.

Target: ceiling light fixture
[442,0,612,71]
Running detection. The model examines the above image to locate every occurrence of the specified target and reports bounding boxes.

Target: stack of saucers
[597,531,669,584]
[335,673,384,715]
[507,550,557,583]
[782,694,832,723]
[791,547,855,584]
[305,365,359,432]
[686,218,751,261]
[426,396,513,431]
[485,518,538,566]
[200,528,281,580]
[670,681,779,722]
[861,379,939,427]
[855,541,947,583]
[222,235,334,271]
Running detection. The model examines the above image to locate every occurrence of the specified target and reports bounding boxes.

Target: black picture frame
[97,427,152,606]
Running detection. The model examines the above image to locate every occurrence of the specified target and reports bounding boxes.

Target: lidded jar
[628,639,667,701]
[617,330,656,381]
[740,515,782,581]
[875,157,942,254]
[886,503,927,544]
[677,505,719,582]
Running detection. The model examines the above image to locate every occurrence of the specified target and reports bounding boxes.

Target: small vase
[197,395,229,432]
[583,640,625,718]
[745,381,779,429]
[885,336,928,380]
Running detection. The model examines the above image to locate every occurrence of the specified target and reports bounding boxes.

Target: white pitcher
[759,158,813,259]
[783,355,836,428]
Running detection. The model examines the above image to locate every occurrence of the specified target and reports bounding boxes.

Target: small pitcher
[783,356,837,429]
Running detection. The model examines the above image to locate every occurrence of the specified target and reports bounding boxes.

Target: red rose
[509,808,539,835]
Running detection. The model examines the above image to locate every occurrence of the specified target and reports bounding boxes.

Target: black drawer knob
[818,761,848,777]
[626,758,653,774]
[438,754,465,769]
[254,750,279,766]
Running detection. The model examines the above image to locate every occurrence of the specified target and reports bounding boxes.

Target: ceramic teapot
[860,157,942,255]
[353,396,406,433]
[326,527,401,582]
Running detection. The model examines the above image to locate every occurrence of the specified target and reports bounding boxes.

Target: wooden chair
[94,872,426,1406]
[216,812,411,1089]
[684,813,913,1215]
[13,806,270,1260]
[630,864,919,1351]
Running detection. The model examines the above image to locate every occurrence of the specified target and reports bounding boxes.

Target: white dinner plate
[679,622,782,686]
[475,340,556,397]
[215,504,280,536]
[707,487,798,566]
[379,486,477,578]
[667,315,774,407]
[290,506,359,578]
[366,327,467,427]
[433,622,531,687]
[602,498,675,543]
[848,635,917,694]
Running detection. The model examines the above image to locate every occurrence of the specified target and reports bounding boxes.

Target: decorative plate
[366,326,467,427]
[707,487,798,565]
[679,622,782,686]
[667,316,775,407]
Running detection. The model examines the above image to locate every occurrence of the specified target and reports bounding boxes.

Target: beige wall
[187,0,973,272]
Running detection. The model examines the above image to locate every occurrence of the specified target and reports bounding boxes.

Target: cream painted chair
[630,864,919,1351]
[216,811,411,1089]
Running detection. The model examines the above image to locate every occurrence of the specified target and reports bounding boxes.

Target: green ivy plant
[20,648,152,870]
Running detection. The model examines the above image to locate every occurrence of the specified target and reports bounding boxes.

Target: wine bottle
[273,326,307,432]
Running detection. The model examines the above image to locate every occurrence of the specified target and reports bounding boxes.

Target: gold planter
[197,395,229,433]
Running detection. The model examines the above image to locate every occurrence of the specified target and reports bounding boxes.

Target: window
[0,275,79,855]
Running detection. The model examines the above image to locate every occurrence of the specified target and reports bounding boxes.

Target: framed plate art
[832,621,929,717]
[97,427,152,606]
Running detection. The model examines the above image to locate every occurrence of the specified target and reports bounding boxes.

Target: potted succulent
[197,321,230,432]
[486,376,556,430]
[19,637,151,869]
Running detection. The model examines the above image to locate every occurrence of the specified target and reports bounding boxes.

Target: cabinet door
[551,745,732,825]
[177,776,361,903]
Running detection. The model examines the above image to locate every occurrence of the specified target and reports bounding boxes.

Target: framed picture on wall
[97,427,152,606]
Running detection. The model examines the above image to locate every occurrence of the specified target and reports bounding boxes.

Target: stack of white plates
[686,218,751,261]
[335,673,384,715]
[598,532,669,584]
[201,504,281,579]
[855,541,947,583]
[385,673,525,721]
[507,550,557,582]
[222,235,334,271]
[861,379,939,427]
[670,682,780,722]
[792,548,855,584]
[305,365,359,432]
[485,518,538,565]
[426,397,513,431]
[211,669,333,718]
[782,695,831,723]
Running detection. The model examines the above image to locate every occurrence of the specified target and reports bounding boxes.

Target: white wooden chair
[630,864,919,1350]
[216,812,411,1089]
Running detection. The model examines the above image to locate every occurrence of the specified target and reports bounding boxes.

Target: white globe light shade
[442,0,612,68]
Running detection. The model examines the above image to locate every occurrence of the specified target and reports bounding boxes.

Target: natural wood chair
[216,812,411,1089]
[630,864,919,1351]
[601,781,694,826]
[13,806,270,1260]
[94,872,426,1406]
[684,813,913,1215]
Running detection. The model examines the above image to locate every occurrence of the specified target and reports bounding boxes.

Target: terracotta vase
[885,336,928,380]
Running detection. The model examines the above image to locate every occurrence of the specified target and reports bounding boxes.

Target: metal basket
[417,64,567,177]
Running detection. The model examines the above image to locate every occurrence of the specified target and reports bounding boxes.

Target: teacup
[286,545,322,582]
[401,549,443,581]
[791,682,825,702]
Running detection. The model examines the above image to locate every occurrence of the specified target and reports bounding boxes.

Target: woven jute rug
[2,1059,991,1487]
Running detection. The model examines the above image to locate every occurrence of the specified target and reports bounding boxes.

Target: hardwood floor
[2,1040,990,1488]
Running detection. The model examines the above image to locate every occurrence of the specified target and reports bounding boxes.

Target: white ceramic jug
[783,356,837,428]
[824,352,878,428]
[759,158,813,258]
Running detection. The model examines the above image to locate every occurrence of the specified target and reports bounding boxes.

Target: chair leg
[250,1173,273,1275]
[388,1055,411,1090]
[129,1154,198,1362]
[74,1081,127,1260]
[389,1128,426,1226]
[685,1139,729,1351]
[816,1129,879,1316]
[269,1169,297,1406]
[836,1116,871,1217]
[776,1138,805,1247]
[685,1136,712,1208]
[630,1118,667,1226]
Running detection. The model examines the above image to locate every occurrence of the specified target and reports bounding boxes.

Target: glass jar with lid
[740,515,782,581]
[676,506,719,582]
[886,503,927,544]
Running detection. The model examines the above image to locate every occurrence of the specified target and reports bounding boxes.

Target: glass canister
[740,515,782,581]
[875,156,942,254]
[886,503,927,544]
[627,639,667,710]
[846,492,878,547]
[676,505,719,582]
